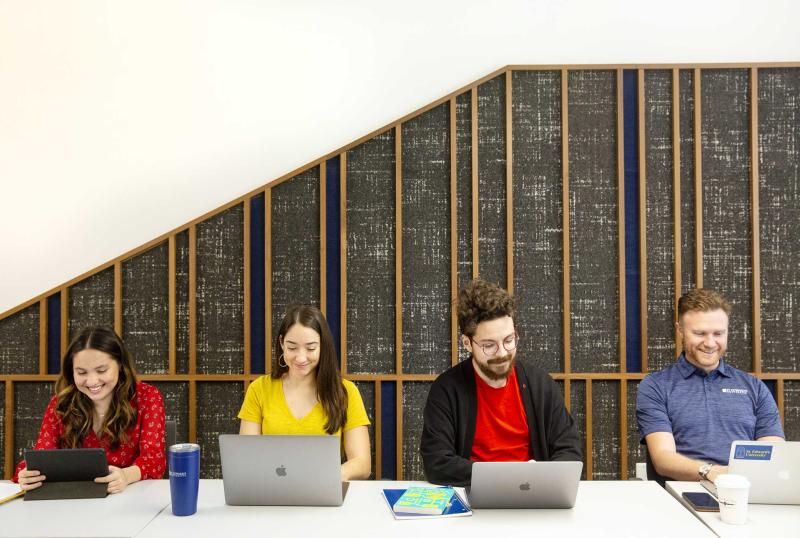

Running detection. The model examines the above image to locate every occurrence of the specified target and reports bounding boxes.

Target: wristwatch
[698,462,713,480]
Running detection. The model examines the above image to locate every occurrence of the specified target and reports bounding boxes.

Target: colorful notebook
[382,487,472,519]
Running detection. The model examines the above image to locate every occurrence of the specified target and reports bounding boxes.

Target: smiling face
[463,315,517,383]
[72,348,120,407]
[677,308,729,373]
[280,323,321,380]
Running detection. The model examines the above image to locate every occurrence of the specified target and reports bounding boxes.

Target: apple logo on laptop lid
[276,465,287,477]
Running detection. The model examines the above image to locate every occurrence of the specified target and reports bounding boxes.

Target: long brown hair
[272,305,347,434]
[55,326,139,449]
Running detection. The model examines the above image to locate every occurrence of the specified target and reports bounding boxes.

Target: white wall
[1,0,798,314]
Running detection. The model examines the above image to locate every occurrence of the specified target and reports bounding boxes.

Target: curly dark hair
[457,279,517,337]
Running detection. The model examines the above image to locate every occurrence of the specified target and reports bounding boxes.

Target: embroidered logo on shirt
[721,388,748,394]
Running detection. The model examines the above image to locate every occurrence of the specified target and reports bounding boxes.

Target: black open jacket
[420,358,582,486]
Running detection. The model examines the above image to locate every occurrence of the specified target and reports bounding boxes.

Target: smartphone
[682,491,720,512]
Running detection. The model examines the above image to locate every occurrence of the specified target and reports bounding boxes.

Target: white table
[666,481,800,537]
[0,479,170,538]
[137,479,714,538]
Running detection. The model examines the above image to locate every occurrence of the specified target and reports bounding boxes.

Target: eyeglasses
[469,333,519,357]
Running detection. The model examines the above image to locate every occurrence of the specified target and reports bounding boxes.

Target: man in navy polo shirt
[636,288,784,484]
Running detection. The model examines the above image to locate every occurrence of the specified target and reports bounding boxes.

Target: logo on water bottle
[275,465,287,477]
[169,470,187,478]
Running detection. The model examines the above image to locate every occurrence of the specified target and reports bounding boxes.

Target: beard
[474,353,515,381]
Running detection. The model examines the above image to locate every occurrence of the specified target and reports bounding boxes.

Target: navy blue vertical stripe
[250,193,266,374]
[381,380,397,479]
[623,70,642,373]
[326,157,342,357]
[47,293,61,374]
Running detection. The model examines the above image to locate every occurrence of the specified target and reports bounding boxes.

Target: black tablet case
[23,448,109,501]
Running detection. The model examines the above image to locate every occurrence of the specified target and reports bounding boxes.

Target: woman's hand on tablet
[17,467,46,491]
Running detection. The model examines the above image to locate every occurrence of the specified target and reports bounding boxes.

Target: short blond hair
[677,288,731,320]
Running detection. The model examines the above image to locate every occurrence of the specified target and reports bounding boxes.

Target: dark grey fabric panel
[175,230,190,374]
[402,381,430,481]
[13,382,55,464]
[758,68,800,372]
[0,304,39,374]
[353,381,376,478]
[346,131,396,374]
[401,103,451,375]
[568,70,620,373]
[569,381,587,479]
[477,74,507,288]
[645,70,678,372]
[512,70,563,373]
[122,242,169,374]
[785,382,800,441]
[701,69,752,372]
[68,267,114,343]
[626,381,646,478]
[196,382,243,479]
[456,91,474,291]
[271,167,321,336]
[679,70,697,294]
[592,381,621,479]
[196,205,245,374]
[0,382,5,474]
[150,382,189,446]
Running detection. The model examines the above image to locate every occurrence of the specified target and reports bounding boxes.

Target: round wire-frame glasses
[470,333,519,357]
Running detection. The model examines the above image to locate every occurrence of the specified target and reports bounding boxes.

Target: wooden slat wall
[2,63,800,481]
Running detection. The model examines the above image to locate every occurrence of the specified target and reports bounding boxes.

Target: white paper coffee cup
[714,473,750,525]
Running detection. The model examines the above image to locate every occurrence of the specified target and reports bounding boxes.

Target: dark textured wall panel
[346,131,396,374]
[592,381,621,479]
[196,205,245,374]
[679,70,697,295]
[569,381,587,479]
[568,70,620,372]
[456,91,474,291]
[402,381,430,481]
[196,382,242,479]
[0,304,39,374]
[785,382,800,441]
[401,103,451,375]
[150,382,189,446]
[626,381,646,478]
[701,69,752,372]
[645,70,678,372]
[175,230,190,374]
[758,68,800,372]
[68,267,114,343]
[13,382,54,464]
[512,70,563,373]
[477,75,507,288]
[122,242,169,374]
[353,381,376,478]
[271,167,321,336]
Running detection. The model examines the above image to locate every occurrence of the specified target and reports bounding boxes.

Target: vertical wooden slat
[396,380,403,480]
[562,69,571,375]
[374,380,382,480]
[320,164,327,316]
[243,201,251,377]
[60,288,68,355]
[39,299,47,374]
[750,67,762,375]
[168,235,176,375]
[450,98,459,366]
[471,86,479,278]
[188,225,197,376]
[617,69,627,373]
[694,68,704,287]
[585,379,593,480]
[4,381,13,479]
[188,380,197,443]
[776,379,785,427]
[265,189,272,375]
[505,70,514,294]
[672,68,683,356]
[395,125,403,376]
[114,261,122,335]
[620,379,628,480]
[638,69,648,373]
[339,155,348,374]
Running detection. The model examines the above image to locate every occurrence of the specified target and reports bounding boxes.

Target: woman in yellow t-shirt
[238,304,371,480]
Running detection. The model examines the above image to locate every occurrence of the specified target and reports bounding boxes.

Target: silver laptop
[725,440,800,505]
[219,434,346,506]
[467,461,583,508]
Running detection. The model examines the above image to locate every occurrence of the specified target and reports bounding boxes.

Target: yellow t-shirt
[237,376,370,436]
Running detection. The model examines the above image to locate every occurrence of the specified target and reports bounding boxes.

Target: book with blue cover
[382,487,472,519]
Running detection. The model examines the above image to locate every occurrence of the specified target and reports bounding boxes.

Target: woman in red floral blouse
[14,326,166,494]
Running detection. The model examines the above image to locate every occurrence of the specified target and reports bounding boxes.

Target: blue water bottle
[168,443,200,516]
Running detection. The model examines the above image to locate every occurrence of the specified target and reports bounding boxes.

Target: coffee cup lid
[169,443,200,453]
[714,473,749,489]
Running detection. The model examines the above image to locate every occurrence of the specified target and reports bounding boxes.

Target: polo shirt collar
[676,353,731,378]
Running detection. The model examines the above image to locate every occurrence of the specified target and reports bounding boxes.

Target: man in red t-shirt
[421,279,582,486]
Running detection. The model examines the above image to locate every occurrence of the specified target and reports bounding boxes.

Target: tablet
[24,448,109,501]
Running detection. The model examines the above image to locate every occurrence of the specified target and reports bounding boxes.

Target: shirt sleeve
[131,384,167,479]
[238,377,265,425]
[753,379,785,439]
[636,374,673,441]
[12,395,61,482]
[420,379,474,487]
[343,380,370,432]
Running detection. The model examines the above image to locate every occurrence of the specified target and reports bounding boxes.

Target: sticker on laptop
[733,444,773,461]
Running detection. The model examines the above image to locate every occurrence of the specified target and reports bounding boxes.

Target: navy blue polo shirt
[636,354,784,465]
